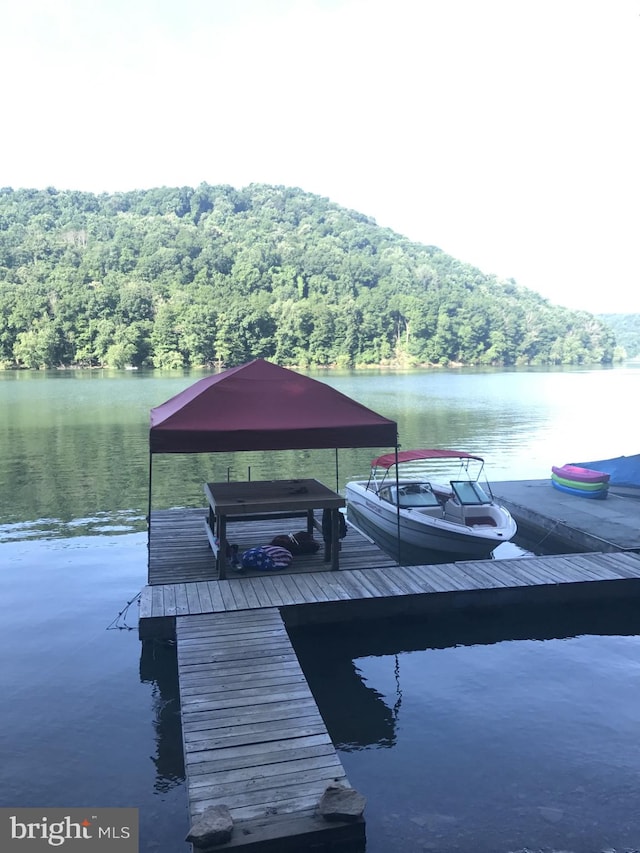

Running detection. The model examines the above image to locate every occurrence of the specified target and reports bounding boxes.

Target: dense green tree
[151,302,183,369]
[598,314,640,358]
[13,316,63,368]
[0,183,621,370]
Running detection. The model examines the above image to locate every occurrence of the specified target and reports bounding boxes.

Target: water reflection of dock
[139,639,185,793]
[141,501,640,851]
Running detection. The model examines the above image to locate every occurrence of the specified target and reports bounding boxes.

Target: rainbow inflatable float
[551,464,610,499]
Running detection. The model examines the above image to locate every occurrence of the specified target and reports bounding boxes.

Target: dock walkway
[177,608,363,851]
[141,550,640,633]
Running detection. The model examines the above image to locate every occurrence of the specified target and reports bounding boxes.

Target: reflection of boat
[345,449,517,561]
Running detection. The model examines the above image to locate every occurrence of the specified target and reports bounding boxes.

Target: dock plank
[207,579,226,613]
[182,716,327,751]
[580,552,640,579]
[454,561,516,589]
[242,575,282,606]
[398,564,440,593]
[174,583,190,615]
[294,571,332,603]
[138,586,152,619]
[282,573,319,604]
[150,585,164,618]
[418,563,462,592]
[194,581,213,612]
[163,584,176,617]
[348,568,389,598]
[273,572,309,605]
[185,583,201,614]
[181,699,322,737]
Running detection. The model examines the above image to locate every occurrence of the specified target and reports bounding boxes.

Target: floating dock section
[493,479,640,553]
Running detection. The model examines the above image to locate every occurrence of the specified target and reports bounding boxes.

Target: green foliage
[0,183,619,369]
[598,314,640,359]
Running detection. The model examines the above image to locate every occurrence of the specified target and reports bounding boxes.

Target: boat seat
[414,506,446,519]
[467,515,498,527]
[443,498,465,523]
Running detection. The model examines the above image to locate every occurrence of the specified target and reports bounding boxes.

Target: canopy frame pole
[335,448,339,494]
[147,452,153,581]
[395,444,401,565]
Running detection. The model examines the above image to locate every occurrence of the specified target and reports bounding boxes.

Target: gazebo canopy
[149,358,398,454]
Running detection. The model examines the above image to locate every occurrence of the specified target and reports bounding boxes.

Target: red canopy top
[372,448,485,469]
[150,358,398,454]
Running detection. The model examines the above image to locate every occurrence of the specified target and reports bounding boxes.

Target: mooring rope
[106,591,142,631]
[532,517,566,550]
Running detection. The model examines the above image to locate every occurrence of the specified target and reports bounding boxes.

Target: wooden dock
[148,508,395,586]
[141,500,640,852]
[141,550,640,635]
[177,608,363,851]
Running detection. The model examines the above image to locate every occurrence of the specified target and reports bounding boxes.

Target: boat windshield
[450,480,491,505]
[394,483,441,508]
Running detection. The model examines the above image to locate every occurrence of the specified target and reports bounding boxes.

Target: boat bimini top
[367,448,493,505]
[372,449,485,468]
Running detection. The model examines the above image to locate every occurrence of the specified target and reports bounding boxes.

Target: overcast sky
[2,0,638,314]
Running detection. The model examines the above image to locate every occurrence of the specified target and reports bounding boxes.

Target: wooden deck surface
[141,550,640,623]
[148,507,395,585]
[177,608,364,850]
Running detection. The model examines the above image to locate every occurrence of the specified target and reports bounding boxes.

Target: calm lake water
[1,365,640,852]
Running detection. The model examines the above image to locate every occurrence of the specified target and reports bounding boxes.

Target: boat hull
[345,482,516,561]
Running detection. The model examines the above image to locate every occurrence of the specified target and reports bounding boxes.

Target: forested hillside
[0,184,618,369]
[598,314,640,358]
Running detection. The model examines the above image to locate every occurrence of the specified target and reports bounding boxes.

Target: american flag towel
[260,545,294,567]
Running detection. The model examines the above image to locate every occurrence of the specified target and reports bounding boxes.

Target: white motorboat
[345,449,517,561]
